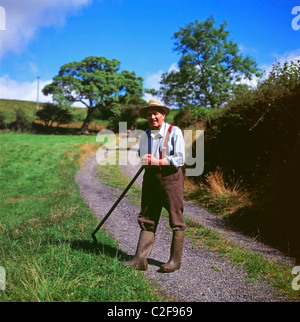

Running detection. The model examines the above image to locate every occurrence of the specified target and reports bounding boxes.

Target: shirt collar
[149,122,168,138]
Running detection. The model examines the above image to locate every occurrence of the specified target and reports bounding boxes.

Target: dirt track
[76,152,296,302]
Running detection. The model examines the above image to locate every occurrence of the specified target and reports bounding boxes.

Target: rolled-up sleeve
[166,126,185,168]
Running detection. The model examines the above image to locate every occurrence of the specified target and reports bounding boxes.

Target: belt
[145,166,179,175]
[145,166,163,174]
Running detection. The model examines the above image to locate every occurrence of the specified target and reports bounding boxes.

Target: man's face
[146,108,166,130]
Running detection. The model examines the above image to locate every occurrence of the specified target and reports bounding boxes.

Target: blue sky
[0,0,300,104]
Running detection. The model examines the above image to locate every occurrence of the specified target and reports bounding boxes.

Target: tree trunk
[80,107,94,134]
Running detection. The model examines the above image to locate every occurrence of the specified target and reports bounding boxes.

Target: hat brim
[139,105,170,119]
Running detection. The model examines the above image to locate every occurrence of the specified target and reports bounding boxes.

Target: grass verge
[0,133,164,302]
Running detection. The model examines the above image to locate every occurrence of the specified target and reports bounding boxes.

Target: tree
[43,56,145,134]
[36,103,73,127]
[109,103,142,131]
[159,16,262,108]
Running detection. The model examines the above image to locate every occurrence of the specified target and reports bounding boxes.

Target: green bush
[9,108,32,132]
[0,111,6,129]
[36,103,73,127]
[174,105,223,128]
[203,60,300,257]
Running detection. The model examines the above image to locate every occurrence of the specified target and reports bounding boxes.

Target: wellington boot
[123,230,155,271]
[159,231,184,273]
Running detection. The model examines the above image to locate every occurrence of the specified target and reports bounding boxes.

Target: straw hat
[139,99,170,119]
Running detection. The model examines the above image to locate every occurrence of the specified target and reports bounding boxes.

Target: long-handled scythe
[91,166,144,244]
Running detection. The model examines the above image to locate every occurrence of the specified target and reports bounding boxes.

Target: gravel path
[76,152,295,302]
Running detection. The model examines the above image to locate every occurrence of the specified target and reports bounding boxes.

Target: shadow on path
[70,239,164,269]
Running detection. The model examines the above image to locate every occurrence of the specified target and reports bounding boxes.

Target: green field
[0,133,163,302]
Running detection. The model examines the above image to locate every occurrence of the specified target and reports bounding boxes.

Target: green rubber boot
[159,231,184,273]
[123,230,155,271]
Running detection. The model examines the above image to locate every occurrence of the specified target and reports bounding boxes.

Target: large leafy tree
[43,56,145,133]
[159,16,262,108]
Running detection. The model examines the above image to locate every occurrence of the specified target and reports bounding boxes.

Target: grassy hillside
[0,99,39,121]
[0,99,88,122]
[0,99,109,133]
[1,99,92,120]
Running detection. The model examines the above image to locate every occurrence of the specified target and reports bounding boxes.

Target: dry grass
[205,167,251,216]
[76,142,99,166]
[4,196,45,204]
[34,120,106,132]
[183,176,200,196]
[56,122,105,131]
[184,167,251,217]
[205,167,240,196]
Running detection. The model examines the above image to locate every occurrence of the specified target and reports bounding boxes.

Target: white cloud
[0,75,52,103]
[0,0,93,106]
[261,49,300,78]
[231,50,300,88]
[271,49,300,64]
[143,63,178,103]
[238,74,260,88]
[239,44,257,54]
[168,63,179,73]
[143,70,163,103]
[231,49,300,90]
[0,0,92,58]
[144,70,163,92]
[0,75,89,108]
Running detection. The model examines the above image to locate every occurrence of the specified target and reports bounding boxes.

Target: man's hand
[142,154,159,166]
[141,154,169,167]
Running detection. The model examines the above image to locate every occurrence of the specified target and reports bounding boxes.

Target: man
[124,99,186,273]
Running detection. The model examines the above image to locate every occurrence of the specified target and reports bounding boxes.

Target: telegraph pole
[36,76,40,110]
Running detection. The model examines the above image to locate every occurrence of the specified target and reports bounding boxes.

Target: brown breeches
[138,167,186,233]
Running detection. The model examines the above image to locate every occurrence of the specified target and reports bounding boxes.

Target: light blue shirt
[139,122,185,168]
